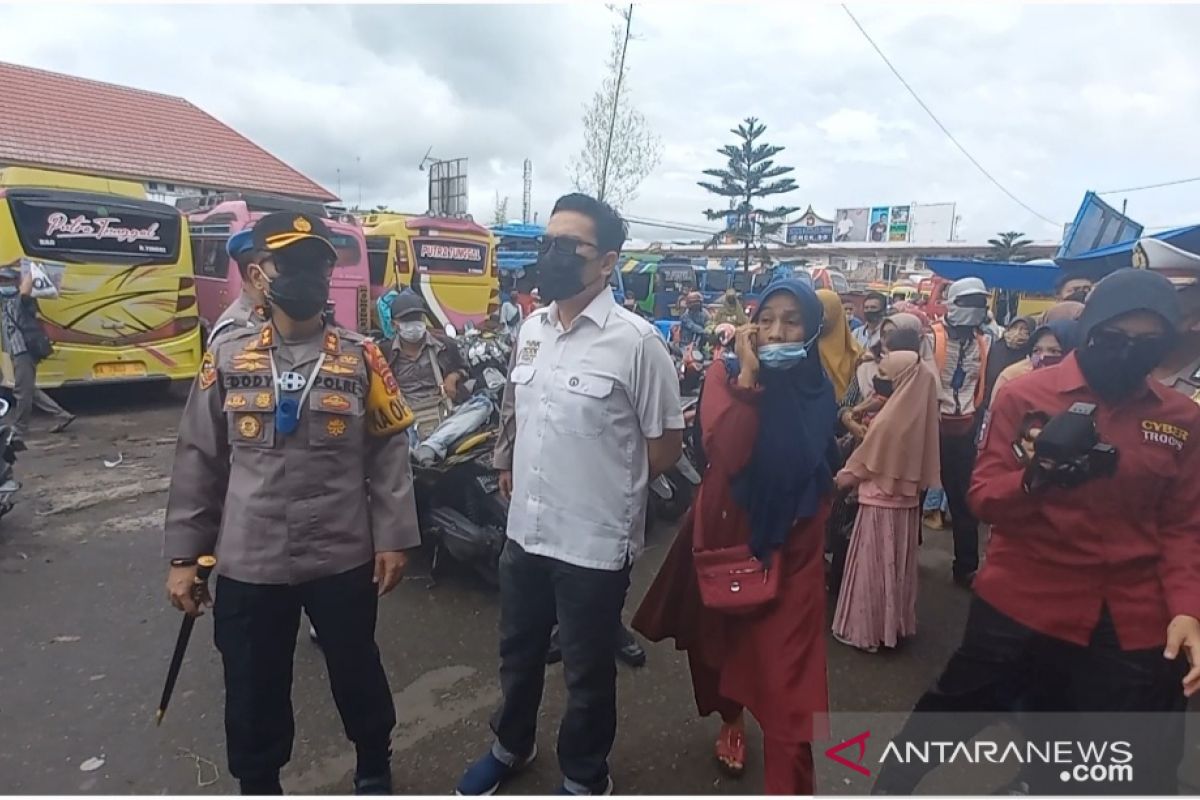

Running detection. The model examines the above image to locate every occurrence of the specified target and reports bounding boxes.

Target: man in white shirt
[457,194,684,796]
[853,291,888,349]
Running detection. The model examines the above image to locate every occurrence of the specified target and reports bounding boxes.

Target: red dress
[633,360,830,745]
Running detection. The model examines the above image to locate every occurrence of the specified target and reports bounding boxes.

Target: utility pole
[522,159,533,224]
[597,4,633,204]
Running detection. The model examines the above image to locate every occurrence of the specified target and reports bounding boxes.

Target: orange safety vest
[932,323,991,414]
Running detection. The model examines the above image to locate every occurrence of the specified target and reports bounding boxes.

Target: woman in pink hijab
[832,351,942,652]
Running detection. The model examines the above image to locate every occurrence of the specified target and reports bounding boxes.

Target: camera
[1023,402,1119,492]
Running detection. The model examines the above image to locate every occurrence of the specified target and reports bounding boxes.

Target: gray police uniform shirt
[494,288,684,571]
[164,321,420,584]
[1160,354,1200,405]
[207,294,266,349]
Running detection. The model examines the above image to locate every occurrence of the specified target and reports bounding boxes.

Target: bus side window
[193,237,229,279]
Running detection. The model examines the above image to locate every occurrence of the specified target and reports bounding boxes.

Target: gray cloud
[3,3,1198,240]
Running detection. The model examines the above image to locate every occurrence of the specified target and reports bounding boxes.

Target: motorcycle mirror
[444,323,458,339]
[0,398,9,418]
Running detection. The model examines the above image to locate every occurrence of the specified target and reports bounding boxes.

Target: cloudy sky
[4,2,1199,243]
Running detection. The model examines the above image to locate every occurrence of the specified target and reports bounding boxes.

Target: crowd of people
[158,193,1200,796]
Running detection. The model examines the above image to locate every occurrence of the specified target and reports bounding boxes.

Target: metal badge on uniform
[276,371,307,392]
[276,397,300,435]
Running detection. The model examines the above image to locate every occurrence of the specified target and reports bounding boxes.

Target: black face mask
[864,309,884,324]
[267,266,330,321]
[1076,329,1172,402]
[536,250,591,303]
[872,376,895,397]
[1064,289,1090,304]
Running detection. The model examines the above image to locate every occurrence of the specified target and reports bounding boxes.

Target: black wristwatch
[170,557,198,568]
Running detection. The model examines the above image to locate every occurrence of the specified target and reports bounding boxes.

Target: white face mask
[396,320,427,343]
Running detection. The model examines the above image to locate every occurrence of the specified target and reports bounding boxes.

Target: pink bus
[181,193,372,338]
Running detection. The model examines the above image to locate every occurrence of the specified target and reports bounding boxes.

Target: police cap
[251,212,337,268]
[1131,236,1200,289]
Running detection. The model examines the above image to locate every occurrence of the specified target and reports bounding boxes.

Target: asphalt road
[0,384,1195,795]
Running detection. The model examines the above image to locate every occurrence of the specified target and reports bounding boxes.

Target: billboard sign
[786,210,835,244]
[888,205,911,242]
[835,208,869,242]
[868,207,890,242]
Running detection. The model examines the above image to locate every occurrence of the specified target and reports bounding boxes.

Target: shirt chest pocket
[225,390,276,449]
[308,389,364,448]
[550,372,615,439]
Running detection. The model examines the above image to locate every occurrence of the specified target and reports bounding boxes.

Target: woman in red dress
[634,279,839,795]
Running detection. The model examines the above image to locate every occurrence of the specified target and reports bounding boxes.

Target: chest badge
[254,392,273,410]
[237,414,262,439]
[227,393,248,410]
[326,417,347,438]
[276,371,307,392]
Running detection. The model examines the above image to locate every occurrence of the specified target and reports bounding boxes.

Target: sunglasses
[536,235,599,257]
[1090,327,1169,352]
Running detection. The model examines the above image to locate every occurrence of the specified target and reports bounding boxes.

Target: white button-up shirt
[499,289,684,571]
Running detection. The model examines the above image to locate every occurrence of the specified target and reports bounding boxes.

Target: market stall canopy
[925,258,1061,294]
[1055,224,1200,281]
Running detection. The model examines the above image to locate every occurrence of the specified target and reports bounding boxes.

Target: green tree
[492,192,510,226]
[699,117,799,271]
[987,231,1034,262]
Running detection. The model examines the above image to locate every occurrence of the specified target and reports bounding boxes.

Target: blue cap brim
[226,229,255,258]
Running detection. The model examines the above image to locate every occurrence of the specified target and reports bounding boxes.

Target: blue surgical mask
[757,342,810,369]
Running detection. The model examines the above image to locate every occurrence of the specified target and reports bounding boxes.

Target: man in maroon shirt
[874,270,1200,795]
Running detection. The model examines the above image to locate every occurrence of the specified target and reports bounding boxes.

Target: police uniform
[163,213,419,793]
[207,228,268,349]
[1134,235,1200,402]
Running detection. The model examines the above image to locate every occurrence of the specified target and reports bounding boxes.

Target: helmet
[946,277,988,304]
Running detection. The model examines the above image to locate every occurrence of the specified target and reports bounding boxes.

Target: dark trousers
[213,562,396,784]
[874,598,1188,795]
[939,428,979,577]
[491,541,631,787]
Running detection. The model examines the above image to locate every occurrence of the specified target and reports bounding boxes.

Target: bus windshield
[7,190,181,264]
[329,232,362,269]
[705,270,752,293]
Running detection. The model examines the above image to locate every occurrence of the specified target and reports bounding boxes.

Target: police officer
[163,212,419,795]
[874,269,1200,795]
[1139,236,1200,401]
[206,227,268,348]
[383,289,468,431]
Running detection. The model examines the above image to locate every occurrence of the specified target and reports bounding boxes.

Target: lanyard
[269,348,327,435]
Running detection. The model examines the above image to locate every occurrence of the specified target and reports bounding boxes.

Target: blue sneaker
[558,775,614,795]
[456,744,537,796]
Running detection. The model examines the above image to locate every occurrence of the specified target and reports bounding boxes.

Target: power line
[840,4,1060,228]
[1098,176,1200,195]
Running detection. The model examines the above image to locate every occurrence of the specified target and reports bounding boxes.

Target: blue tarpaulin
[925,258,1061,294]
[1055,224,1200,279]
[1056,191,1143,260]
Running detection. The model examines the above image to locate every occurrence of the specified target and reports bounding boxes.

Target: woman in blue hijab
[634,279,839,794]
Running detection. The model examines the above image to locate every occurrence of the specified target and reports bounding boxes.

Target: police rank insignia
[237,414,262,439]
[254,392,273,409]
[326,417,347,437]
[323,331,340,355]
[198,351,217,390]
[321,393,351,411]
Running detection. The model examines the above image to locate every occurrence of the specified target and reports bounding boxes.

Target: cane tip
[155,709,164,726]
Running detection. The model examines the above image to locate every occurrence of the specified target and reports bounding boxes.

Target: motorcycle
[411,324,511,586]
[0,397,24,522]
[649,395,703,522]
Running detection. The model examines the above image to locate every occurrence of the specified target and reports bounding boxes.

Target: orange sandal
[715,723,746,778]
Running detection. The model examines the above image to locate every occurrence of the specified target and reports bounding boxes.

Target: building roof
[0,61,336,202]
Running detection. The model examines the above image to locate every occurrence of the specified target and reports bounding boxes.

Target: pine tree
[699,117,799,271]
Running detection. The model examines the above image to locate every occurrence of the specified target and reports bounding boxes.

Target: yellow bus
[0,167,201,388]
[362,213,498,330]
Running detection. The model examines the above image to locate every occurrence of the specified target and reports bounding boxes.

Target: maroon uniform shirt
[971,353,1200,650]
